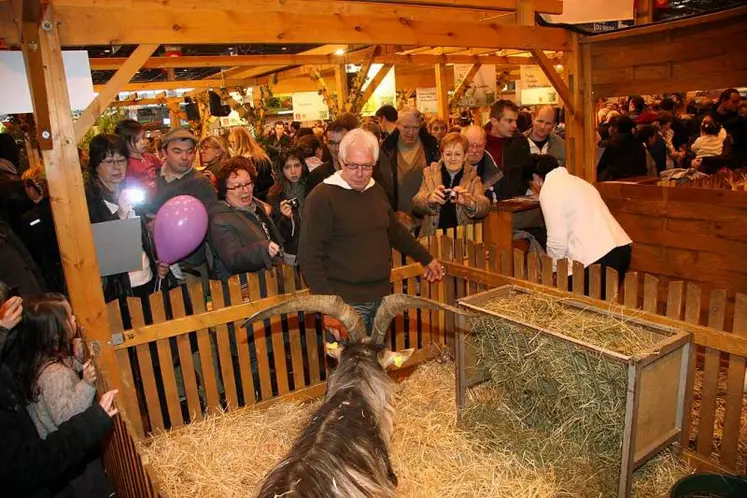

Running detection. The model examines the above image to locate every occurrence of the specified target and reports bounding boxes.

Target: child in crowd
[14,294,112,497]
[269,148,309,265]
[115,119,161,202]
[691,114,724,159]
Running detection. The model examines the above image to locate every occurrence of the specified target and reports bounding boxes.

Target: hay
[140,361,691,497]
[480,293,662,356]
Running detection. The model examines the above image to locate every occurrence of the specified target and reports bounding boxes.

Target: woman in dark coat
[209,157,284,280]
[597,116,648,181]
[85,134,158,303]
[19,167,65,294]
[267,148,309,264]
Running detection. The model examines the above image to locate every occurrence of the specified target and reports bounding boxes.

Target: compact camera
[287,198,300,209]
[443,189,458,202]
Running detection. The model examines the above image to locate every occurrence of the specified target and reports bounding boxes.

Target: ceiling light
[334,49,345,56]
[281,47,287,51]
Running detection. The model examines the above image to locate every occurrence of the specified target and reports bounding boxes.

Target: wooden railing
[99,236,747,497]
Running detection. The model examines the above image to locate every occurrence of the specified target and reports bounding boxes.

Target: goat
[247,293,469,498]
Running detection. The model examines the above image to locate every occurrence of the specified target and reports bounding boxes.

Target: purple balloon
[153,195,209,264]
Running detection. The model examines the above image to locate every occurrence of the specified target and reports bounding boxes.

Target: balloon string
[156,276,162,293]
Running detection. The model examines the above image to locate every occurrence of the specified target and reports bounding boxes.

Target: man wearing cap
[150,128,217,286]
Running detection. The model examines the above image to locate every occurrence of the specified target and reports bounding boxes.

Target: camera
[443,189,458,202]
[123,188,146,206]
[287,198,300,209]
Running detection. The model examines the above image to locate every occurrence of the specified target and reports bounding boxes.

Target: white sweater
[539,167,632,275]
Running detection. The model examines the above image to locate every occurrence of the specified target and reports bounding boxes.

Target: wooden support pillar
[449,63,481,109]
[334,64,348,113]
[28,7,124,396]
[357,64,393,113]
[20,22,53,150]
[516,0,536,26]
[635,0,654,25]
[74,44,159,143]
[435,63,450,121]
[563,32,585,178]
[167,101,182,129]
[581,41,597,183]
[530,49,575,116]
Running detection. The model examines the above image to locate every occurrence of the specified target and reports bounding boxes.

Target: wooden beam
[305,65,339,115]
[435,63,450,120]
[109,96,180,107]
[334,64,348,112]
[581,41,597,183]
[74,44,158,143]
[19,21,53,150]
[356,63,393,114]
[530,48,575,115]
[93,79,249,92]
[30,4,125,403]
[516,0,536,25]
[88,52,558,70]
[45,1,571,51]
[448,63,481,108]
[345,45,378,112]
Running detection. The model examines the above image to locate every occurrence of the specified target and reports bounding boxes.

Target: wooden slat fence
[98,235,746,497]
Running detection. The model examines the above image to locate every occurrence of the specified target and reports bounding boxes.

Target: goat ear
[380,348,415,369]
[325,341,343,360]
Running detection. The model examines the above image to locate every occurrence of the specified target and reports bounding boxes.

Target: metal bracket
[110,333,125,346]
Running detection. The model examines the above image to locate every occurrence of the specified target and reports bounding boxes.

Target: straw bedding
[140,361,691,497]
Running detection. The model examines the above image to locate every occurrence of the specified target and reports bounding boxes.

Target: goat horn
[369,293,474,344]
[242,295,366,340]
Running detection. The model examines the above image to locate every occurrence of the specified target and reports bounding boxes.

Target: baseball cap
[160,128,197,149]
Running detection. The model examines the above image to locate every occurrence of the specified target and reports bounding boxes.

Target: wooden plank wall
[597,182,747,328]
[587,6,747,98]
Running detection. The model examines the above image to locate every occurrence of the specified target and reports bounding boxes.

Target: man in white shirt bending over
[528,154,632,296]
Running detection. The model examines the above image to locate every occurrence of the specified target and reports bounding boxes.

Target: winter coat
[485,134,533,200]
[20,199,65,294]
[0,218,45,296]
[208,200,284,280]
[0,331,113,498]
[0,165,33,237]
[412,161,490,236]
[378,127,440,211]
[524,130,566,167]
[597,132,648,181]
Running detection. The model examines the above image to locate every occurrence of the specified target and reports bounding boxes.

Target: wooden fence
[98,235,747,498]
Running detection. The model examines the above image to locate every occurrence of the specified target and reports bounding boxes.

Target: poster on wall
[0,51,95,114]
[520,87,559,106]
[452,64,496,108]
[292,91,329,122]
[360,64,396,116]
[416,87,439,114]
[519,65,557,106]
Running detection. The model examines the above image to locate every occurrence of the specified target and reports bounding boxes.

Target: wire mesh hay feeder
[457,285,692,497]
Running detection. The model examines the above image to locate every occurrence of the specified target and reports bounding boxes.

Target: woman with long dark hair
[8,294,114,497]
[268,148,309,264]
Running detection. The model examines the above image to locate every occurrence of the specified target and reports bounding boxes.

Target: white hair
[338,128,380,164]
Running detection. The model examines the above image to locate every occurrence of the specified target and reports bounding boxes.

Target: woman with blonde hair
[199,135,229,188]
[228,127,274,201]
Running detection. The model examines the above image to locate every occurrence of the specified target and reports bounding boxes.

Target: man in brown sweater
[298,129,444,335]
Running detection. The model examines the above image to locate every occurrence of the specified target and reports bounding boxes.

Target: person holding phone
[85,134,159,303]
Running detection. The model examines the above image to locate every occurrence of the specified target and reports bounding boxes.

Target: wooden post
[305,65,339,115]
[20,20,53,150]
[334,64,348,113]
[516,0,536,26]
[356,63,393,114]
[581,41,597,183]
[435,63,450,120]
[73,44,158,143]
[28,7,124,396]
[448,63,481,109]
[564,32,585,177]
[530,49,575,116]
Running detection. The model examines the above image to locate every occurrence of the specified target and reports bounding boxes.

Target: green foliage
[78,107,128,151]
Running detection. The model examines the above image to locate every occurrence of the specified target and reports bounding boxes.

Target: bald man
[462,125,501,203]
[525,106,565,167]
[378,106,440,215]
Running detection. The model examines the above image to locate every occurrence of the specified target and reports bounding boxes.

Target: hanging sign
[453,64,497,107]
[292,91,329,122]
[416,87,439,114]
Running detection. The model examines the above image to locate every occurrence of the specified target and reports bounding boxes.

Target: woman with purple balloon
[208,157,284,280]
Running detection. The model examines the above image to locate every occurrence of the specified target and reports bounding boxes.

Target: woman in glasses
[209,157,284,279]
[85,134,158,303]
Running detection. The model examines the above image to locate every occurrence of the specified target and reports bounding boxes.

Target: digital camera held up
[287,198,300,209]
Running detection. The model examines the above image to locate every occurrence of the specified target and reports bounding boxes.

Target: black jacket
[597,132,648,181]
[378,128,439,211]
[20,199,65,294]
[85,182,158,302]
[305,161,335,196]
[490,134,532,200]
[0,219,45,296]
[0,171,33,237]
[270,190,304,257]
[208,200,284,280]
[0,359,113,498]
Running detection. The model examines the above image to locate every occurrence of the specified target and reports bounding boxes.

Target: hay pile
[140,361,690,497]
[480,293,663,356]
[468,291,675,496]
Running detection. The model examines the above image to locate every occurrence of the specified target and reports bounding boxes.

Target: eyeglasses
[342,162,375,172]
[226,182,254,191]
[101,158,127,167]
